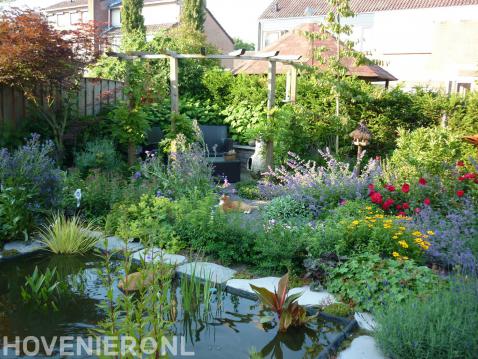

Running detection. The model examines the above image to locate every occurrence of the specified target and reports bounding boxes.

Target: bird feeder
[350,122,372,159]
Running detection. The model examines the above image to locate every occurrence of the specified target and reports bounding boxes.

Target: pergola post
[169,55,179,132]
[265,60,277,169]
[285,65,298,104]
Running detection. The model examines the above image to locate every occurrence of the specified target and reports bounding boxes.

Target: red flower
[418,178,427,185]
[382,198,395,210]
[415,208,421,214]
[457,190,465,197]
[396,204,402,210]
[457,161,465,167]
[402,203,410,210]
[397,211,406,217]
[368,184,375,191]
[464,173,477,180]
[458,176,465,182]
[401,183,410,193]
[387,185,396,192]
[370,192,383,204]
[424,198,431,206]
[475,179,478,184]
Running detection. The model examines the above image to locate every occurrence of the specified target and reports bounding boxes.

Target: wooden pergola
[107,49,302,167]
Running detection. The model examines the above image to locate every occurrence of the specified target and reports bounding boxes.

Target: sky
[1,0,272,43]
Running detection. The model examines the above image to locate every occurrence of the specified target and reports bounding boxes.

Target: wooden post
[265,60,277,169]
[169,55,179,133]
[290,65,297,104]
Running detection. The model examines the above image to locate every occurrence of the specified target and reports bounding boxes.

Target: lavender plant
[0,134,62,241]
[0,134,61,208]
[411,202,478,273]
[141,134,214,199]
[260,149,381,215]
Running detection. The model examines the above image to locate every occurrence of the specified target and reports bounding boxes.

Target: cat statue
[118,271,155,292]
[219,194,255,214]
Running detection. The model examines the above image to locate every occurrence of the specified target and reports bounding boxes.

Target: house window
[82,11,89,21]
[111,9,121,27]
[263,30,288,48]
[57,13,70,27]
[70,12,82,25]
[47,15,56,24]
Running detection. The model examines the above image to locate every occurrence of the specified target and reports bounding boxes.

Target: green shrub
[235,181,263,200]
[326,253,441,311]
[262,195,311,223]
[74,139,124,176]
[171,194,255,265]
[322,303,353,318]
[62,170,140,221]
[254,222,310,275]
[106,194,182,253]
[38,214,99,255]
[374,279,478,359]
[387,126,475,180]
[307,202,430,262]
[0,186,34,242]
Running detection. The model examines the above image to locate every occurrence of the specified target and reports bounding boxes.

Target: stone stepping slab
[0,240,47,261]
[226,277,336,307]
[338,336,386,359]
[132,248,187,266]
[176,262,237,285]
[94,236,144,254]
[354,312,377,331]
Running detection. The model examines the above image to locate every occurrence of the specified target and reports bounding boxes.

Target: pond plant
[38,213,99,255]
[250,273,314,332]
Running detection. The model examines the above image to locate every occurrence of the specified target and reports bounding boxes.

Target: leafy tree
[0,9,101,97]
[180,0,206,32]
[234,38,255,51]
[121,0,145,35]
[306,0,366,153]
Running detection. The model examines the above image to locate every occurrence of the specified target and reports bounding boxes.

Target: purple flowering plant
[260,149,382,216]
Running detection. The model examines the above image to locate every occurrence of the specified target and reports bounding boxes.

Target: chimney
[88,0,109,24]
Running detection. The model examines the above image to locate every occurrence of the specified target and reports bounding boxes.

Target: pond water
[0,253,346,358]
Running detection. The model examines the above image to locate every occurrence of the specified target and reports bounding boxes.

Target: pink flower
[424,198,431,206]
[387,185,396,192]
[418,178,427,186]
[464,173,477,180]
[382,198,395,210]
[398,211,406,217]
[401,183,410,193]
[370,192,383,204]
[415,208,421,213]
[457,190,465,197]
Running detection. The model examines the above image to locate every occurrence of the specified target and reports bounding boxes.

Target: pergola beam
[106,51,302,63]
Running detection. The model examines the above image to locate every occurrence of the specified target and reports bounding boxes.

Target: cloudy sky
[2,0,272,43]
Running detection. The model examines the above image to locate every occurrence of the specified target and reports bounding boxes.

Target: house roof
[233,23,397,82]
[260,0,478,19]
[45,0,88,11]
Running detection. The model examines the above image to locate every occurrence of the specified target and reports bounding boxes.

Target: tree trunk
[127,141,136,166]
[265,140,274,170]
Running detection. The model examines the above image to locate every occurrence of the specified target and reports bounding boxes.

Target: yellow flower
[412,231,422,237]
[403,256,409,260]
[422,234,429,239]
[398,240,409,249]
[399,226,406,231]
[392,252,400,257]
[427,230,435,236]
[392,235,398,239]
[384,224,392,229]
[366,206,372,210]
[352,220,360,225]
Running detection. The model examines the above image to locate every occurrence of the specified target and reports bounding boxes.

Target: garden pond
[0,252,349,358]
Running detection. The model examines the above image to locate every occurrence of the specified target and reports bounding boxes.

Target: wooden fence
[0,78,125,128]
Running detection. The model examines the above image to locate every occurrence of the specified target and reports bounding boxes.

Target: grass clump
[374,279,478,359]
[38,214,99,254]
[322,303,353,318]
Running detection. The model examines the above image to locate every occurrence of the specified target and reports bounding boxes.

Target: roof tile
[260,0,478,19]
